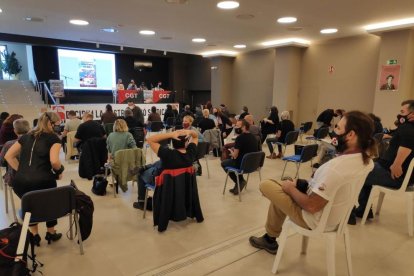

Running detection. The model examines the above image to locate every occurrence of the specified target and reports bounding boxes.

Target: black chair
[222,151,266,202]
[165,117,176,130]
[148,121,164,133]
[373,132,384,143]
[299,121,313,142]
[306,127,329,143]
[20,186,84,255]
[130,127,145,148]
[281,144,319,179]
[196,142,210,178]
[274,130,300,155]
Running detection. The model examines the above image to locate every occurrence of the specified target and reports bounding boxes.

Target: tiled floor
[1,145,414,276]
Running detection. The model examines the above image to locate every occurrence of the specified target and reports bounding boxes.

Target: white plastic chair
[361,159,414,236]
[272,177,364,276]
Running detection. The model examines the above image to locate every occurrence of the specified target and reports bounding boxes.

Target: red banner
[117,90,172,104]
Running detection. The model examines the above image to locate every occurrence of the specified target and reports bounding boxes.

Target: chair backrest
[315,127,329,139]
[130,127,145,148]
[104,123,114,135]
[302,122,313,133]
[21,186,76,222]
[196,141,210,159]
[149,121,164,132]
[399,158,414,191]
[300,144,319,163]
[240,151,266,174]
[284,130,300,146]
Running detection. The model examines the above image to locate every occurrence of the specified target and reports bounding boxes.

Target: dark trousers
[221,158,245,185]
[357,162,402,214]
[266,137,282,154]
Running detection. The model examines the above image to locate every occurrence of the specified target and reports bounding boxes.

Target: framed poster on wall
[379,65,401,91]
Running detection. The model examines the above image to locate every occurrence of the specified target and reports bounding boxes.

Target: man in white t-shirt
[249,111,375,254]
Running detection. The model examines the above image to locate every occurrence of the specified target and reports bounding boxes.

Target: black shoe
[33,234,41,246]
[133,197,153,211]
[348,212,357,225]
[231,180,247,195]
[45,232,62,244]
[249,234,278,254]
[312,163,320,169]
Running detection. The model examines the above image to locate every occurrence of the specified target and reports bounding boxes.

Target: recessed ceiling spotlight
[217,1,240,10]
[165,0,188,3]
[277,17,297,24]
[101,27,118,33]
[192,38,206,43]
[233,44,246,49]
[69,19,89,26]
[236,14,255,20]
[0,8,2,13]
[23,17,44,22]
[139,30,155,35]
[320,28,338,34]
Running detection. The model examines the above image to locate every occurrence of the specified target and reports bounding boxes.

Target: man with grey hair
[124,108,143,129]
[0,119,31,184]
[266,111,295,159]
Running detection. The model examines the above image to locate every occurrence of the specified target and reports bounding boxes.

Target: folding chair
[273,130,299,155]
[281,144,319,179]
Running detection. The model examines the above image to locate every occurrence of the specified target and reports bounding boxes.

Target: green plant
[0,51,23,77]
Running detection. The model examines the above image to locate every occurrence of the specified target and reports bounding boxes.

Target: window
[0,45,8,79]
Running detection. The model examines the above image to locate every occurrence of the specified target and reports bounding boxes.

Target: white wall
[0,41,29,80]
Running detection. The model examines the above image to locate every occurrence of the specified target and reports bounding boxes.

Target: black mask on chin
[331,131,348,153]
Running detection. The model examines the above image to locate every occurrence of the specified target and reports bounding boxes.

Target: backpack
[71,180,94,241]
[0,222,41,275]
[91,175,108,196]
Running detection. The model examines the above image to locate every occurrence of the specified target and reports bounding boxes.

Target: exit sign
[387,59,398,65]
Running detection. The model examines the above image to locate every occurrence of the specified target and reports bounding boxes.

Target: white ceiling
[1,0,414,55]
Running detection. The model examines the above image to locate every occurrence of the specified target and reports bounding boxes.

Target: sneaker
[133,197,153,211]
[249,234,278,254]
[348,212,357,225]
[312,163,320,169]
[231,180,247,195]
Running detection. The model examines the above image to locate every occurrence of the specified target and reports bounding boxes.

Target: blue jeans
[357,162,402,214]
[221,159,245,185]
[137,161,162,201]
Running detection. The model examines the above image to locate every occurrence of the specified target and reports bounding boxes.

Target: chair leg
[344,228,354,276]
[236,173,242,202]
[205,157,210,179]
[272,226,289,274]
[74,212,84,255]
[111,172,116,198]
[223,172,230,195]
[301,236,309,255]
[245,174,249,191]
[4,182,8,214]
[407,193,413,237]
[361,188,378,225]
[376,191,385,215]
[259,169,262,181]
[295,163,301,179]
[281,161,288,180]
[325,234,336,276]
[143,188,149,219]
[68,213,74,240]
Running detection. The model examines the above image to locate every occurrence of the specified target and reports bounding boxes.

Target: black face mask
[396,114,410,125]
[53,125,61,134]
[331,131,348,153]
[234,128,242,135]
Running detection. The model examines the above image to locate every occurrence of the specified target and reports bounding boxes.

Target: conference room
[1,1,414,275]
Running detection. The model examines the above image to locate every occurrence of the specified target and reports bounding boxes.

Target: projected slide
[57,49,116,90]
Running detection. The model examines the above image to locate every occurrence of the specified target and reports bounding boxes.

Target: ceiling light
[261,38,310,47]
[364,17,414,31]
[0,8,2,13]
[139,30,155,35]
[201,50,238,57]
[217,1,240,9]
[233,44,246,49]
[143,49,147,53]
[23,17,44,22]
[101,27,118,33]
[69,19,89,26]
[165,0,188,3]
[120,46,124,51]
[320,28,338,34]
[277,17,297,24]
[192,38,206,43]
[163,51,167,55]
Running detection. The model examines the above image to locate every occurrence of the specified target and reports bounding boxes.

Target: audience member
[163,104,176,124]
[215,109,233,139]
[0,114,23,146]
[147,106,162,123]
[101,104,117,124]
[126,100,144,125]
[124,109,143,129]
[0,119,30,185]
[368,113,384,134]
[239,106,249,120]
[133,129,199,210]
[106,119,137,161]
[198,109,216,134]
[249,111,375,254]
[260,106,280,143]
[62,110,81,137]
[266,111,295,159]
[221,119,259,195]
[219,104,230,117]
[179,105,194,121]
[244,114,262,148]
[351,100,414,223]
[5,112,65,246]
[127,79,138,90]
[0,112,9,129]
[74,113,106,148]
[316,108,340,128]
